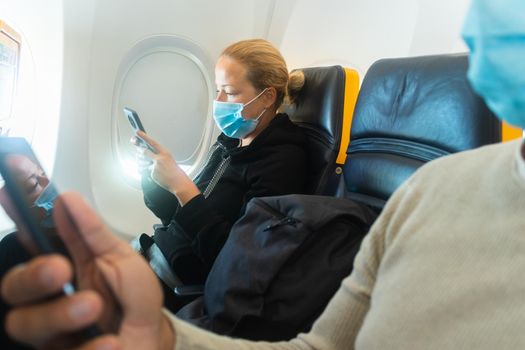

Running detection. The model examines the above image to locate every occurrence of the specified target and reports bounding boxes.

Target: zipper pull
[264,217,300,231]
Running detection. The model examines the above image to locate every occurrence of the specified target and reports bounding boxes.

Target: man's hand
[1,192,175,350]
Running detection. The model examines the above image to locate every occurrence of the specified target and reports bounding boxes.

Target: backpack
[177,194,378,341]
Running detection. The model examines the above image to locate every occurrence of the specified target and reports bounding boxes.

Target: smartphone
[0,137,121,341]
[123,107,156,153]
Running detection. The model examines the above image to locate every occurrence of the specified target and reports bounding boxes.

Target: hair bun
[285,70,305,105]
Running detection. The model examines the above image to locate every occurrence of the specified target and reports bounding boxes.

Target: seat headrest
[285,66,358,195]
[286,66,346,146]
[344,53,501,209]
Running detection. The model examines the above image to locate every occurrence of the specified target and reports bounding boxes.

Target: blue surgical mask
[462,0,525,128]
[213,88,268,139]
[32,183,59,227]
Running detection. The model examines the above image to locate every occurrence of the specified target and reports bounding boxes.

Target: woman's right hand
[130,136,154,173]
[135,131,200,205]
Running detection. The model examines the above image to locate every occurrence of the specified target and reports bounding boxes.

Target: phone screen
[0,137,122,340]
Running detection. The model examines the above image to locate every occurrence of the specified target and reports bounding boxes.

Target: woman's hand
[1,192,176,350]
[130,136,154,173]
[136,131,200,205]
[134,132,181,192]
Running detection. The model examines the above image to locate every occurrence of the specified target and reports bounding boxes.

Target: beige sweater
[170,139,525,349]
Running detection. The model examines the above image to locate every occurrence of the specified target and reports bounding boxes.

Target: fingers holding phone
[2,259,104,348]
[130,135,154,173]
[1,192,168,350]
[122,110,199,200]
[124,107,158,174]
[134,132,200,203]
[123,107,157,154]
[135,131,183,192]
[0,138,124,345]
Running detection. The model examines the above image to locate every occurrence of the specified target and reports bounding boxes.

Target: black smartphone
[0,137,121,341]
[123,107,156,153]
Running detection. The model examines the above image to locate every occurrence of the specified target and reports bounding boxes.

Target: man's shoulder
[418,140,520,177]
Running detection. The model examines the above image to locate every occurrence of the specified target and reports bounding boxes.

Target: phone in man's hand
[0,137,122,342]
[123,107,156,153]
[0,137,62,254]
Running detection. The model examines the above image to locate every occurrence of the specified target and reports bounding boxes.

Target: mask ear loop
[242,87,269,121]
[255,108,267,121]
[243,87,269,108]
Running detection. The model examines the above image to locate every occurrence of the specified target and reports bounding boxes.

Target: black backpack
[177,194,378,341]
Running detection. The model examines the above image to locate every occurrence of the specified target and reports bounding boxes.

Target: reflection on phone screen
[0,147,63,254]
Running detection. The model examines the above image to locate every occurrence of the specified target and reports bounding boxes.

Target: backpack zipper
[254,199,301,231]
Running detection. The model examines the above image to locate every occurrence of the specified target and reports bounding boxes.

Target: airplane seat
[284,65,359,196]
[344,53,502,211]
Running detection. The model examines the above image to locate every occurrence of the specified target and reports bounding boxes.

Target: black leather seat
[285,65,359,195]
[344,53,501,210]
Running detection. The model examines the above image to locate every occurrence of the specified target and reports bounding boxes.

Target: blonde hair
[221,39,305,109]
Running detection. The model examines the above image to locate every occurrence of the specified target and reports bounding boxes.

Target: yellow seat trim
[502,121,522,142]
[336,67,360,164]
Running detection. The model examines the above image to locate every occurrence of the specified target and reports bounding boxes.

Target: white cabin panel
[278,0,471,74]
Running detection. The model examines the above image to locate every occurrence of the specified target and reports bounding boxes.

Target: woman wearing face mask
[133,39,308,309]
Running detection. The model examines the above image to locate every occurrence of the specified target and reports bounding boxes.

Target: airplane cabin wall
[278,0,471,75]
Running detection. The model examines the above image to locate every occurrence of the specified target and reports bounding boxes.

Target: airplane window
[0,18,40,146]
[112,36,215,187]
[0,20,21,136]
[0,21,22,237]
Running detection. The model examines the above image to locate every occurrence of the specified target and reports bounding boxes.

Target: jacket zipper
[192,143,222,182]
[203,155,231,198]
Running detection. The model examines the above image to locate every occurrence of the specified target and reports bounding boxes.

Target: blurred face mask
[32,183,58,227]
[213,88,268,139]
[462,0,525,128]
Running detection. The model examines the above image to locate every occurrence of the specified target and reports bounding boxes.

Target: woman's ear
[262,87,277,109]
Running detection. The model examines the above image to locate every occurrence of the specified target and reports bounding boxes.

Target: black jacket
[141,113,307,284]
